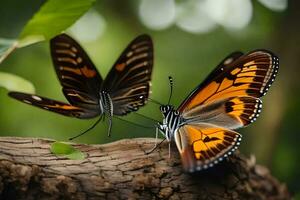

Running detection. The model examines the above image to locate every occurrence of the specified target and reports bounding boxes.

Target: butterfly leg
[168,142,171,159]
[154,126,158,147]
[146,127,166,154]
[145,127,158,154]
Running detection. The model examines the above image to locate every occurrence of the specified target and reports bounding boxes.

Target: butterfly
[9,33,153,138]
[156,50,279,172]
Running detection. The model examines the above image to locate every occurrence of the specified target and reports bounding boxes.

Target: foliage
[18,0,96,47]
[0,72,35,93]
[50,141,85,160]
[0,0,95,96]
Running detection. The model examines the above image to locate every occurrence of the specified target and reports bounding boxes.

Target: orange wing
[178,50,279,113]
[182,96,262,130]
[174,123,241,172]
[50,34,102,109]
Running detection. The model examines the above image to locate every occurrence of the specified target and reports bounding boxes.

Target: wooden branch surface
[0,137,290,200]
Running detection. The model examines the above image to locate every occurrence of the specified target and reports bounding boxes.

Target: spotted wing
[183,96,262,130]
[8,92,99,119]
[174,123,241,172]
[178,50,279,113]
[102,34,153,115]
[199,51,244,87]
[50,34,102,110]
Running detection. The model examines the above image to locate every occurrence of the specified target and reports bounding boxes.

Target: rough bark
[0,137,290,200]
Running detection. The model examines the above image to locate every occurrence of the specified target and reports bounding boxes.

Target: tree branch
[0,137,290,200]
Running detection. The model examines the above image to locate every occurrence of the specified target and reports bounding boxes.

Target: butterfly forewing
[178,50,279,113]
[102,34,153,115]
[8,92,98,118]
[199,51,244,88]
[50,34,102,109]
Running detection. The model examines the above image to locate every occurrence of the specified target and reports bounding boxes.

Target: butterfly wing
[199,51,244,87]
[178,50,279,113]
[174,123,241,172]
[183,96,262,130]
[50,34,102,110]
[8,92,99,119]
[101,34,153,115]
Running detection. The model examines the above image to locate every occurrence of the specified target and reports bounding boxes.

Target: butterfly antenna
[114,116,154,129]
[69,116,103,140]
[148,98,163,106]
[133,112,160,123]
[167,76,173,105]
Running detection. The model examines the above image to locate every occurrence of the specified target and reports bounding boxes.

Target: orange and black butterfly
[9,34,153,138]
[156,50,279,172]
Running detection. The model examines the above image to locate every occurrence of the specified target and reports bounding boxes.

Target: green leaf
[0,38,18,64]
[0,38,16,51]
[0,0,95,64]
[0,72,35,93]
[50,141,86,160]
[18,0,96,47]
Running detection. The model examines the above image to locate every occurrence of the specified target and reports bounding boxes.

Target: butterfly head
[159,105,173,117]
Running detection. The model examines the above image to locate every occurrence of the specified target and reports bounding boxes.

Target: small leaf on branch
[50,141,86,160]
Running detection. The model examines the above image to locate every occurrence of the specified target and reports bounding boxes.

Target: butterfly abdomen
[99,91,113,116]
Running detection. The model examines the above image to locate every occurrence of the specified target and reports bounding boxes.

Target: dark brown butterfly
[9,34,153,138]
[155,50,278,172]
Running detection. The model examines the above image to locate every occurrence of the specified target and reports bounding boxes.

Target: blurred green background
[0,0,299,197]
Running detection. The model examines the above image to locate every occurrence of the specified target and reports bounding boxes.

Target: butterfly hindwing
[62,88,100,110]
[178,50,279,113]
[182,96,262,130]
[8,92,98,119]
[174,123,241,172]
[102,34,153,115]
[50,34,102,109]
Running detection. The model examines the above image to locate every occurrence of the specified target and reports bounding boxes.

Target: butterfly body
[98,91,112,115]
[157,50,279,172]
[158,105,182,141]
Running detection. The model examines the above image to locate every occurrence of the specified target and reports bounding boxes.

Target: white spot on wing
[32,95,42,101]
[224,57,233,65]
[23,100,32,104]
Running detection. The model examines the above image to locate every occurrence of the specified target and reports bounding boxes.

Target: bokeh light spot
[139,0,176,30]
[258,0,288,12]
[69,9,106,42]
[176,1,217,34]
[205,0,253,30]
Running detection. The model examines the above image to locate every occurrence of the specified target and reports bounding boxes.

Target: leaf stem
[0,41,18,65]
